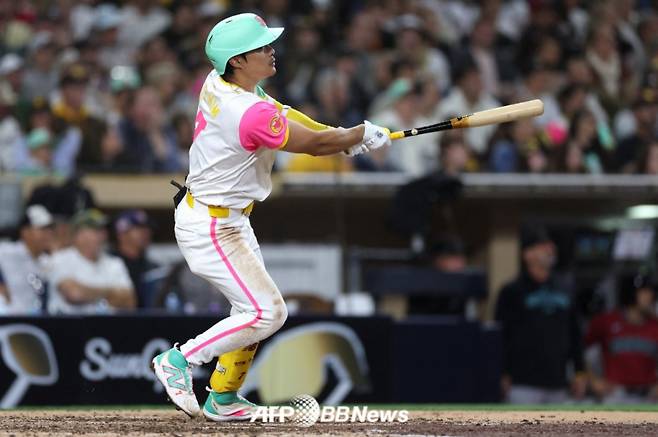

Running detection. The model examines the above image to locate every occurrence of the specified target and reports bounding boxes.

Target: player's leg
[153,202,287,418]
[200,221,276,421]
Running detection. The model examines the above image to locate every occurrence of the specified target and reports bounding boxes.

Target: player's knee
[258,296,287,334]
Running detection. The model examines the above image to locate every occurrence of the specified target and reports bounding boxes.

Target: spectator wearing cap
[48,209,136,314]
[0,205,54,314]
[15,128,56,175]
[111,209,160,308]
[369,78,437,175]
[95,4,136,71]
[20,31,59,101]
[585,274,658,403]
[52,63,107,171]
[495,225,586,404]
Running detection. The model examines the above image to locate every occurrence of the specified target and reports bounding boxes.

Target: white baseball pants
[174,197,287,366]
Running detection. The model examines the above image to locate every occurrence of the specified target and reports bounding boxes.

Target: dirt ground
[1,409,658,436]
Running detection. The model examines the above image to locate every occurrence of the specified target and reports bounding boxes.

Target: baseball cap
[26,128,52,150]
[109,65,141,93]
[20,205,54,228]
[59,63,90,87]
[71,209,108,230]
[520,225,552,250]
[94,4,122,31]
[0,53,24,76]
[114,209,151,233]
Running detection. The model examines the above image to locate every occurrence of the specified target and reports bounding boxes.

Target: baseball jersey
[186,71,289,208]
[585,310,658,386]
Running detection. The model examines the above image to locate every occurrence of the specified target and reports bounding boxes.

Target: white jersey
[186,71,289,208]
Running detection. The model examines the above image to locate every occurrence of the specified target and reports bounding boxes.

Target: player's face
[244,44,276,79]
[636,287,656,316]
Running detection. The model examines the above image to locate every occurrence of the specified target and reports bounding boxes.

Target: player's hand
[344,143,369,157]
[362,120,391,151]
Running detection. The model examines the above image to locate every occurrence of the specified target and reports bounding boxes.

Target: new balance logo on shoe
[163,365,186,391]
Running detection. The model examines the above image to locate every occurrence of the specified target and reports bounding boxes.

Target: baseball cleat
[202,387,258,422]
[152,344,200,417]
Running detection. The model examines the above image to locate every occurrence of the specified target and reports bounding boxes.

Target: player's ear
[229,56,242,69]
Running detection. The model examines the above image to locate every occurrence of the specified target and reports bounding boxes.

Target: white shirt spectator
[119,3,171,49]
[0,241,50,314]
[436,88,499,155]
[48,247,133,314]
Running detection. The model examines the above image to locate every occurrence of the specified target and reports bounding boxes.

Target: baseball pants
[174,196,288,366]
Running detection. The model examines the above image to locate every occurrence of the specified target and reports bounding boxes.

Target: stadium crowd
[1,0,658,175]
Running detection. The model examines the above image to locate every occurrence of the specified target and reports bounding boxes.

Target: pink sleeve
[239,101,289,152]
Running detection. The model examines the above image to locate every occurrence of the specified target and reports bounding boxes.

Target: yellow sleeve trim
[278,125,290,149]
[287,107,331,131]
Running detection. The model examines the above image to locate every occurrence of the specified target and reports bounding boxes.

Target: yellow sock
[209,343,258,393]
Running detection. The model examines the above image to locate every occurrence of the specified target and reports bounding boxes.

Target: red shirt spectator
[585,310,658,387]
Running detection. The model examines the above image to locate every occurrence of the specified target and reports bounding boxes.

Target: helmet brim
[237,27,284,57]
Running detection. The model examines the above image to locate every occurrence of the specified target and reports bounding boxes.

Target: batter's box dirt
[1,410,658,436]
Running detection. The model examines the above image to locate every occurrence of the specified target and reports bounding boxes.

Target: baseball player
[152,13,391,421]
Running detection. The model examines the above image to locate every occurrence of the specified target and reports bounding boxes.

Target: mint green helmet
[205,13,284,75]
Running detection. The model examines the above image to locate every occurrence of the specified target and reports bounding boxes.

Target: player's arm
[241,98,390,156]
[58,279,136,309]
[284,119,364,156]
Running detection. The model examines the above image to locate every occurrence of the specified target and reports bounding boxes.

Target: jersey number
[193,110,207,141]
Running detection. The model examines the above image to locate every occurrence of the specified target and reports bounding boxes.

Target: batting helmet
[205,13,284,75]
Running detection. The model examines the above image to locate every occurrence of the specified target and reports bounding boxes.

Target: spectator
[20,31,59,101]
[370,78,437,175]
[51,63,106,171]
[585,274,658,404]
[111,209,160,309]
[115,86,181,172]
[0,205,54,314]
[0,54,24,171]
[439,133,471,176]
[563,109,613,173]
[119,0,172,50]
[48,209,136,314]
[495,226,586,403]
[615,92,658,172]
[489,118,536,172]
[436,58,499,157]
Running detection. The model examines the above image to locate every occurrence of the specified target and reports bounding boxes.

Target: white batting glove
[362,120,391,151]
[344,143,369,156]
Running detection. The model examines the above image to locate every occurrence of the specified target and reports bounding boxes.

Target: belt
[185,191,253,218]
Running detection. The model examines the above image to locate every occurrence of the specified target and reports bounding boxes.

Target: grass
[6,404,658,412]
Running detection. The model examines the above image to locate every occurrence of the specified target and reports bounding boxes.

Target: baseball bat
[389,99,544,140]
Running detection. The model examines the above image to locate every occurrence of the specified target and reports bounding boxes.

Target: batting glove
[362,120,391,151]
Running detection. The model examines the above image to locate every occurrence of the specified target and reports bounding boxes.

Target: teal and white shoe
[151,344,200,417]
[202,388,258,422]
